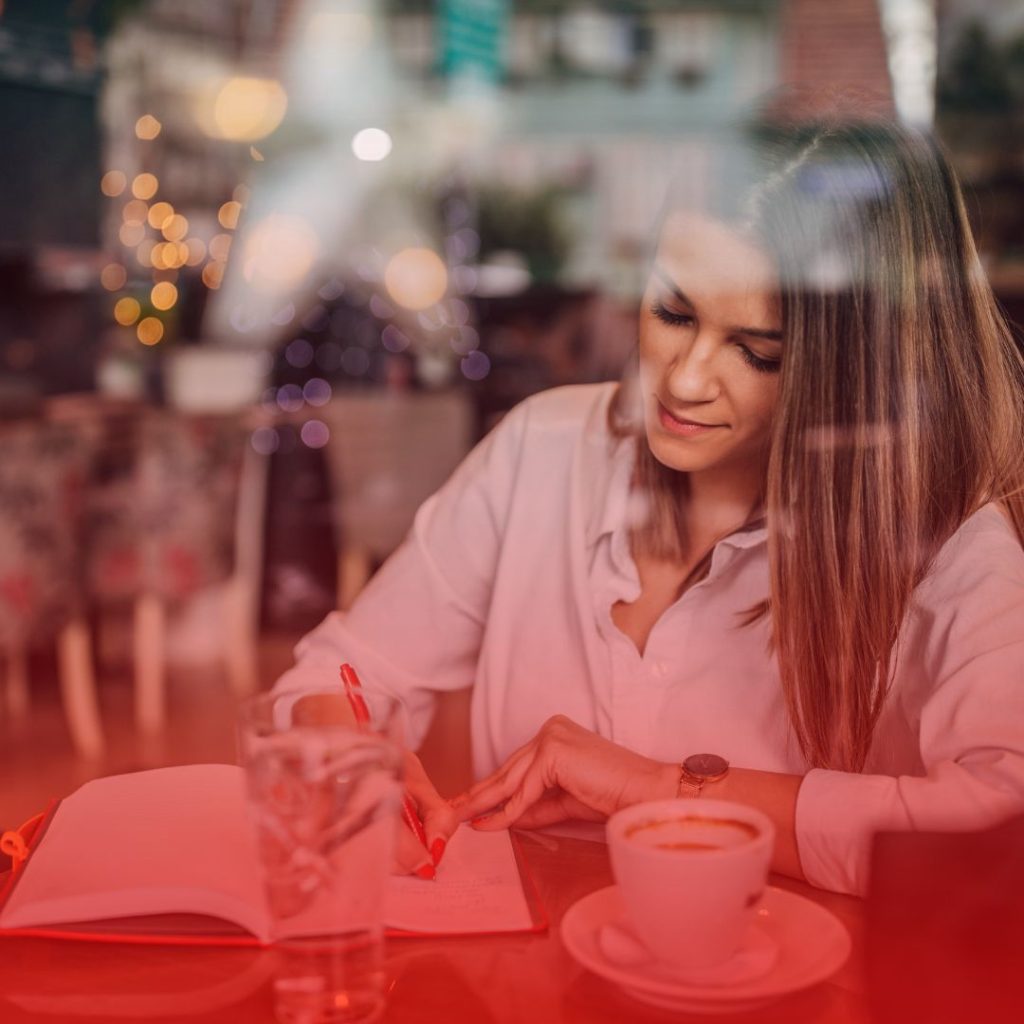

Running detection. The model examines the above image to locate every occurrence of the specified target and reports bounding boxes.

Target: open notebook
[0,764,544,945]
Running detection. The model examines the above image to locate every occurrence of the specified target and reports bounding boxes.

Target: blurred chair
[83,408,251,733]
[0,419,103,758]
[319,391,473,608]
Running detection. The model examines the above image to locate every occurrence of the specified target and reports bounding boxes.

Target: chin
[644,432,718,474]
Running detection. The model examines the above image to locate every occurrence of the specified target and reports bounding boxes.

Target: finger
[456,751,535,822]
[469,758,550,831]
[404,754,459,867]
[392,818,436,880]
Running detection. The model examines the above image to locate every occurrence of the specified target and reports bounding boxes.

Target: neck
[682,465,763,545]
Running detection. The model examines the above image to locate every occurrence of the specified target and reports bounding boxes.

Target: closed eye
[650,301,694,328]
[735,344,781,375]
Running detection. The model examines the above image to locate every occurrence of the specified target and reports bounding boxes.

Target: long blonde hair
[617,121,1024,772]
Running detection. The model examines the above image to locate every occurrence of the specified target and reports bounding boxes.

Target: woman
[277,120,1024,896]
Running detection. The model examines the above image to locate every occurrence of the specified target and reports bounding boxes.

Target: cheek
[636,321,671,378]
[737,379,779,429]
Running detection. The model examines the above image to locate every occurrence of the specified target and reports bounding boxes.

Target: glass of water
[238,687,405,1024]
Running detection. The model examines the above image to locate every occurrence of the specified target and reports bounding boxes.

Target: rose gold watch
[676,753,730,798]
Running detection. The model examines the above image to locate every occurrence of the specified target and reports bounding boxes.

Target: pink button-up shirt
[277,383,1024,894]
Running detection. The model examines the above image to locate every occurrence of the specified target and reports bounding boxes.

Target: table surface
[0,832,867,1024]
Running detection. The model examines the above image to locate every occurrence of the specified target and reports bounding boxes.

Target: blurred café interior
[1,0,1023,830]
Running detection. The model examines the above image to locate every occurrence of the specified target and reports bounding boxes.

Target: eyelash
[649,302,781,376]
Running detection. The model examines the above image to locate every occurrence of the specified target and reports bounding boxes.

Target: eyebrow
[653,265,783,343]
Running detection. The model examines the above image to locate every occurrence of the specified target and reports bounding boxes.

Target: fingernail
[430,838,446,866]
[470,814,491,827]
[414,862,436,881]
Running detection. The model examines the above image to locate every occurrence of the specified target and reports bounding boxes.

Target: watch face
[684,753,729,779]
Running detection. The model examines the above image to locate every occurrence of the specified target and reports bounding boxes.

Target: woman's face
[638,211,783,490]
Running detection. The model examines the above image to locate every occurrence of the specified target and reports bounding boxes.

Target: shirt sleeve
[273,401,531,749]
[795,512,1024,896]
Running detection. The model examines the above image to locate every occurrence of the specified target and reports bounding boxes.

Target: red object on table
[340,663,430,852]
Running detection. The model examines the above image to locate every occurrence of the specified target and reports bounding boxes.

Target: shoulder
[482,383,619,467]
[923,504,1024,601]
[441,383,621,504]
[507,382,619,438]
[908,504,1024,665]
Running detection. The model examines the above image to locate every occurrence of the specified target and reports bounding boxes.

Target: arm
[458,510,1024,896]
[453,715,807,880]
[273,404,532,872]
[274,402,531,745]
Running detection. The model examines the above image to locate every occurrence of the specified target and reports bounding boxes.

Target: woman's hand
[452,715,678,831]
[394,751,460,879]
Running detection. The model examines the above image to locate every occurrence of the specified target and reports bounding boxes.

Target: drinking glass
[238,688,405,1024]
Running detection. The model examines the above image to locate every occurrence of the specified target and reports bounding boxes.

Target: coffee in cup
[606,799,775,980]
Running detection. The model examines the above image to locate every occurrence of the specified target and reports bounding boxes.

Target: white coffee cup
[606,799,775,980]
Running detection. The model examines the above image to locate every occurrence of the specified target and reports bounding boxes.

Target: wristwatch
[676,753,730,798]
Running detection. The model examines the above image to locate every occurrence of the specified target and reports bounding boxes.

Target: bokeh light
[154,241,187,269]
[352,128,392,162]
[137,317,164,345]
[118,222,146,247]
[135,114,162,140]
[384,248,448,311]
[285,338,314,368]
[137,239,156,268]
[131,173,158,200]
[101,264,127,291]
[241,214,318,292]
[218,201,242,230]
[251,427,279,456]
[114,297,141,325]
[271,302,295,325]
[202,262,224,289]
[122,199,148,224]
[209,234,233,261]
[101,170,126,197]
[300,420,330,449]
[461,350,491,381]
[161,214,189,242]
[148,201,174,229]
[276,383,304,413]
[185,238,207,266]
[381,324,411,352]
[302,378,332,406]
[151,282,178,310]
[202,77,288,142]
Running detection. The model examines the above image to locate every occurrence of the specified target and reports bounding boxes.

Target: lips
[657,401,725,436]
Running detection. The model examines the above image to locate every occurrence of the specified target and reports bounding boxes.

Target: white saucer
[561,885,851,1015]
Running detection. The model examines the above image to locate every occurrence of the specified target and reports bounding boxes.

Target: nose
[664,330,721,404]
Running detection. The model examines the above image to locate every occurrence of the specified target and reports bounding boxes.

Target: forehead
[655,210,780,325]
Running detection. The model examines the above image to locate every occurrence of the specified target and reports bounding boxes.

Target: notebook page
[383,825,533,934]
[0,764,267,937]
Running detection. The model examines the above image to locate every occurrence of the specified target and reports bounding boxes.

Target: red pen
[339,664,432,859]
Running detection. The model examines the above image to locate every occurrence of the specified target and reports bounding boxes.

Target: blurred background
[2,0,1023,826]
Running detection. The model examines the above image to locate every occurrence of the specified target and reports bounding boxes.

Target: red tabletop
[0,832,866,1024]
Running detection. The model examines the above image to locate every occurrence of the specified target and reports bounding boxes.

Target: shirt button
[651,660,668,678]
